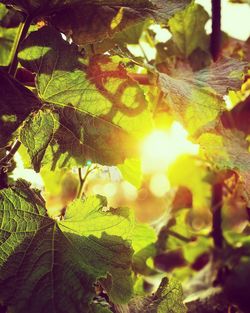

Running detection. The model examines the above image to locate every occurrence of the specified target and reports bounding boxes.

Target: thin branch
[0,169,8,189]
[246,207,250,222]
[77,165,97,199]
[167,230,196,243]
[0,140,21,167]
[157,224,196,253]
[211,182,224,248]
[0,140,21,190]
[210,0,221,61]
[139,42,150,63]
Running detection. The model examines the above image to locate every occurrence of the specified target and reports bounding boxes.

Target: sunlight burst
[141,122,199,174]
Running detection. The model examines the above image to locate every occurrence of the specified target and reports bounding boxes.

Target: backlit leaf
[168,155,211,209]
[20,109,59,172]
[18,27,153,169]
[50,0,190,45]
[118,158,143,189]
[198,124,250,205]
[168,2,209,57]
[0,180,133,312]
[0,4,20,66]
[159,58,247,133]
[128,277,187,312]
[0,27,17,66]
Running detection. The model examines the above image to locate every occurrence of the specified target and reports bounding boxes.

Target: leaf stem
[8,15,32,76]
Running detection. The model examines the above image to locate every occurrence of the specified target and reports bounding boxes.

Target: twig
[0,140,21,190]
[157,225,195,253]
[139,42,150,63]
[246,207,250,221]
[0,140,21,167]
[168,230,196,243]
[77,164,96,199]
[211,183,224,248]
[210,0,221,61]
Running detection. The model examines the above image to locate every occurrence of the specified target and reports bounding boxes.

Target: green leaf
[0,3,8,19]
[152,277,186,313]
[168,155,211,209]
[198,124,250,205]
[159,58,247,133]
[18,27,153,169]
[61,196,133,239]
[0,4,20,66]
[90,19,152,57]
[0,3,24,28]
[0,181,134,312]
[132,243,156,275]
[2,0,190,21]
[0,26,16,66]
[61,196,134,304]
[20,105,147,170]
[50,0,190,45]
[131,223,156,253]
[131,223,157,275]
[118,158,143,189]
[49,106,145,169]
[0,70,40,147]
[114,20,151,46]
[0,4,38,67]
[128,277,187,312]
[168,2,209,57]
[20,109,59,172]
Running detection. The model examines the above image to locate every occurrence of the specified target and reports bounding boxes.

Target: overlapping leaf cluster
[0,0,249,312]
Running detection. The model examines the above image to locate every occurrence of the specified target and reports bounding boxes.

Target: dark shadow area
[221,95,250,134]
[0,70,41,148]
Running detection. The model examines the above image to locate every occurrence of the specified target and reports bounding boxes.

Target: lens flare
[141,122,199,174]
[149,173,170,197]
[103,183,117,198]
[121,181,137,201]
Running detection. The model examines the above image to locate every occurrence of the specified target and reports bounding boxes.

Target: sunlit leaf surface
[18,27,153,169]
[0,180,133,312]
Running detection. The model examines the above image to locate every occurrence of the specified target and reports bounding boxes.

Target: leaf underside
[0,180,133,313]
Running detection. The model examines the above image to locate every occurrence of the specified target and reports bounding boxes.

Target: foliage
[0,180,133,312]
[0,0,249,312]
